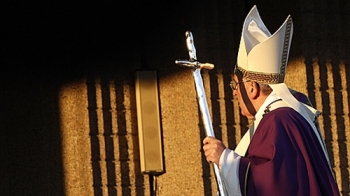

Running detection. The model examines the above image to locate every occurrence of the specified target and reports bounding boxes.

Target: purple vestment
[239,107,340,196]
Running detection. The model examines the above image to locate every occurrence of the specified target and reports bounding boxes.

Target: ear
[248,81,260,99]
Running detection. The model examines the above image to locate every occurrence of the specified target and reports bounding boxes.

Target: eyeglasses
[230,80,251,91]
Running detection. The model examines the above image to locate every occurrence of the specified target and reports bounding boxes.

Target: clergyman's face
[232,75,255,119]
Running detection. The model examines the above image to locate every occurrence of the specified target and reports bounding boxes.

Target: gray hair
[259,83,273,95]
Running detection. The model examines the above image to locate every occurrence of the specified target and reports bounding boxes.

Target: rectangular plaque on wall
[135,70,164,174]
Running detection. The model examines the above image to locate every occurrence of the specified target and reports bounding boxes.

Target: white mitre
[235,5,292,83]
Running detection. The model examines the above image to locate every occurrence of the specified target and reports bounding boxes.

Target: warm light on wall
[58,79,92,196]
[55,57,350,195]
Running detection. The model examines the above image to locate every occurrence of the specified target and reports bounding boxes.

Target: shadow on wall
[305,57,350,195]
[0,78,65,196]
[86,74,145,196]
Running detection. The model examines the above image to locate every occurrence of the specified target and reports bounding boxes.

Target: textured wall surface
[2,0,350,195]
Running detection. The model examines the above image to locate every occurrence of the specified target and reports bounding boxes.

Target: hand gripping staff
[175,31,227,196]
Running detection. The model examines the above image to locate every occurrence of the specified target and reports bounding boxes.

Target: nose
[232,88,238,96]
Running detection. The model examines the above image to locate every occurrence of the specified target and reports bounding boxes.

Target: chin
[240,111,248,117]
[246,116,255,120]
[240,111,254,120]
